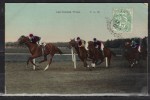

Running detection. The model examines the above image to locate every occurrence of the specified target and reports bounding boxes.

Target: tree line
[5,37,147,48]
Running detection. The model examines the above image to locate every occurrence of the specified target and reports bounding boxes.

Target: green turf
[5,60,148,94]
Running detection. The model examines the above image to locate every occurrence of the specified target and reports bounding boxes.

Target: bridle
[20,37,30,44]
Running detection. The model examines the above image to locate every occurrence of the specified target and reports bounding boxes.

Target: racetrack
[5,55,148,95]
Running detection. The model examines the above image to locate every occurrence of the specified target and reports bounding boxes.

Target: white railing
[71,47,76,69]
[32,47,77,70]
[6,52,122,70]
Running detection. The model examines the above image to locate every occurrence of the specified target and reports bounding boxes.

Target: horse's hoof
[44,69,47,71]
[135,61,138,64]
[44,68,48,71]
[91,63,95,68]
[89,68,92,71]
[131,65,134,68]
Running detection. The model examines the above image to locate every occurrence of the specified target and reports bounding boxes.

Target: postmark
[112,8,132,33]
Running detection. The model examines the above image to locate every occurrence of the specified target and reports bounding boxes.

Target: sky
[5,3,148,42]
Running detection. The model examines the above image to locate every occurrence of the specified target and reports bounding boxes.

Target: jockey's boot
[41,43,46,51]
[39,43,45,55]
[99,49,104,59]
[102,51,105,59]
[37,43,40,47]
[132,44,138,49]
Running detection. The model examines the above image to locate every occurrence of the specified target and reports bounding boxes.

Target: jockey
[93,38,104,57]
[131,38,139,48]
[76,37,86,48]
[29,33,41,46]
[93,38,101,49]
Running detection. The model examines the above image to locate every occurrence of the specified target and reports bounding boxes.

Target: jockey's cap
[93,38,97,41]
[29,33,33,37]
[126,42,129,44]
[77,37,80,40]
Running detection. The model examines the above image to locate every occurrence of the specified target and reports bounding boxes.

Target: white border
[1,93,149,96]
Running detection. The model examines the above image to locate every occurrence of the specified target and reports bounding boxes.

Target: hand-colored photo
[5,3,148,95]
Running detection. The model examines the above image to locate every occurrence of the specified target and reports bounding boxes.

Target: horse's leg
[29,57,38,67]
[84,59,89,68]
[98,56,104,65]
[91,59,96,68]
[108,54,112,66]
[44,54,54,71]
[83,58,87,67]
[129,59,135,68]
[26,55,38,69]
[26,57,30,67]
[26,56,38,70]
[132,59,136,67]
[78,56,86,68]
[136,52,140,64]
[97,50,105,65]
[78,55,84,62]
[39,54,47,63]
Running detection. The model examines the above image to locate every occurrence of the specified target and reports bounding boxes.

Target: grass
[5,59,148,94]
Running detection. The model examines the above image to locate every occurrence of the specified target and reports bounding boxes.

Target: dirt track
[5,57,148,95]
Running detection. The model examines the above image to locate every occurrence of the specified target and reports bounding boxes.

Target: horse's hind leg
[27,58,30,66]
[91,59,96,68]
[39,55,47,63]
[27,56,39,70]
[84,59,90,68]
[29,57,38,67]
[108,56,112,66]
[44,54,53,71]
[83,59,87,67]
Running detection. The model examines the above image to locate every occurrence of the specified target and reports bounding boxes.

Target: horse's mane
[88,41,94,45]
[88,41,93,43]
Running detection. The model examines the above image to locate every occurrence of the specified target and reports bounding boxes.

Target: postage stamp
[112,8,133,33]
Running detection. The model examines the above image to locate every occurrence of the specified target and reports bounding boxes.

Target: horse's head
[18,35,30,45]
[87,41,94,50]
[124,41,132,53]
[124,41,131,48]
[68,38,77,48]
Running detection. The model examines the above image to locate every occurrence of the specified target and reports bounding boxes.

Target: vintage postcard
[5,3,148,96]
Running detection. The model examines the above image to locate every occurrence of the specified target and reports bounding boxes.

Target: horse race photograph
[5,3,148,96]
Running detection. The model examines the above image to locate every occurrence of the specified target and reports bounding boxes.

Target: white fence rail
[71,47,76,69]
[5,52,122,69]
[5,53,79,62]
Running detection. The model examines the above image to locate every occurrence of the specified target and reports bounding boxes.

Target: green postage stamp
[112,8,133,33]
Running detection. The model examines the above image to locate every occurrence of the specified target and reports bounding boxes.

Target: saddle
[36,43,46,55]
[31,36,40,43]
[41,43,46,55]
[131,44,140,52]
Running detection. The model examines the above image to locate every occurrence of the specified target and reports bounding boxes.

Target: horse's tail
[56,47,63,54]
[110,50,116,57]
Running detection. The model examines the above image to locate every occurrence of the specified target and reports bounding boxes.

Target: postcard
[4,3,148,96]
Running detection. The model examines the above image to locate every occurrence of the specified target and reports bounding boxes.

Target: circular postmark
[106,17,123,39]
[112,9,132,33]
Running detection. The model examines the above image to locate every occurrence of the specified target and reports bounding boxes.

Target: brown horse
[140,37,147,60]
[69,39,90,68]
[88,41,116,67]
[124,41,140,67]
[18,35,63,71]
